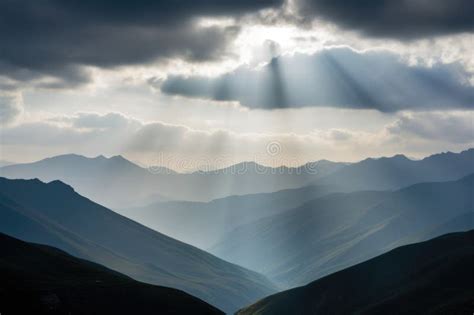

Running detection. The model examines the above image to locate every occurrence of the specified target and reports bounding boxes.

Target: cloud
[161,47,474,112]
[0,0,282,87]
[2,110,473,168]
[294,0,474,39]
[0,92,23,125]
[50,112,141,130]
[388,112,474,144]
[0,122,91,146]
[321,129,353,141]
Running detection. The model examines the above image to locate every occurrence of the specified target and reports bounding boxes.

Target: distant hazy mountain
[0,160,13,167]
[0,233,223,315]
[195,160,345,178]
[114,149,474,250]
[211,174,474,288]
[0,154,346,208]
[238,230,474,315]
[118,184,338,249]
[0,154,169,208]
[0,177,277,313]
[318,148,474,192]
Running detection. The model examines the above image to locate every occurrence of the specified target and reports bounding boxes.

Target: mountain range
[318,148,474,192]
[0,154,345,208]
[0,177,276,313]
[211,174,474,287]
[118,148,474,250]
[238,230,474,315]
[118,184,338,249]
[1,148,473,313]
[2,149,472,212]
[0,232,223,315]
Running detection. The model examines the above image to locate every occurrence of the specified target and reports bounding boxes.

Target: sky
[0,0,473,171]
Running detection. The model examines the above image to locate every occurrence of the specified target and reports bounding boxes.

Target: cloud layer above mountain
[161,47,474,112]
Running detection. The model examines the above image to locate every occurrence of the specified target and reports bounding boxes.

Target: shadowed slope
[0,177,276,313]
[238,230,474,315]
[0,233,223,315]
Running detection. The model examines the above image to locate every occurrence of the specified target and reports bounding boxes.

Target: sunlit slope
[0,177,277,313]
[238,230,474,315]
[0,233,224,315]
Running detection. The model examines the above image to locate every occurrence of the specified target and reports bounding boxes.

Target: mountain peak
[46,153,86,160]
[46,179,76,192]
[109,155,131,163]
[107,155,144,170]
[390,154,410,160]
[27,154,142,169]
[423,148,474,162]
[359,153,410,164]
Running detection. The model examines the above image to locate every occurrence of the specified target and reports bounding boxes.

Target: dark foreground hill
[238,230,474,315]
[0,177,276,313]
[0,233,223,315]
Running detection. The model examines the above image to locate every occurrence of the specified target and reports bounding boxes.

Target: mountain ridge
[118,184,339,249]
[0,153,346,207]
[0,232,224,315]
[0,176,277,313]
[316,148,474,192]
[238,230,474,315]
[211,173,474,287]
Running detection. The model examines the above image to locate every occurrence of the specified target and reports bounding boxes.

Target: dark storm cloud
[295,0,474,39]
[161,47,474,112]
[0,0,283,87]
